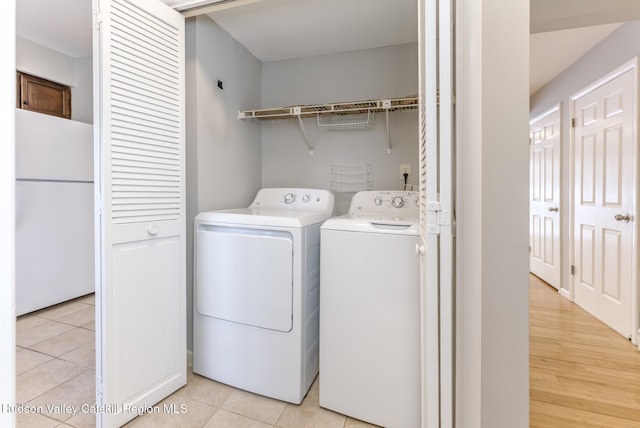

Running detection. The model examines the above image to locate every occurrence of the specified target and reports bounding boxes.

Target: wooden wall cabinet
[17,72,71,119]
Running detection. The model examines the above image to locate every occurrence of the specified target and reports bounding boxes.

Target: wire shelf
[237,96,419,155]
[238,96,418,120]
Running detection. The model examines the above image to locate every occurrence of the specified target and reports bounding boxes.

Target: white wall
[16,36,75,86]
[185,15,262,350]
[16,36,92,124]
[456,0,530,426]
[530,21,640,295]
[0,1,16,426]
[261,44,418,214]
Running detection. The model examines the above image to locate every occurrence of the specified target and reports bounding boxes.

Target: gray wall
[456,0,530,425]
[530,20,640,294]
[261,44,419,214]
[185,15,262,351]
[190,16,263,212]
[530,21,640,117]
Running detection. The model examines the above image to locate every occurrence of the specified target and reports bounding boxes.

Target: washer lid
[321,213,420,235]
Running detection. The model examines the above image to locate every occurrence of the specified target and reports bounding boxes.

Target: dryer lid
[195,188,335,228]
[196,208,331,228]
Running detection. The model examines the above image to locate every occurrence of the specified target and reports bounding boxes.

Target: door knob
[614,213,631,223]
[548,206,559,212]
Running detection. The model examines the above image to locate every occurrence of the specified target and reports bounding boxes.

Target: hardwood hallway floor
[530,274,640,427]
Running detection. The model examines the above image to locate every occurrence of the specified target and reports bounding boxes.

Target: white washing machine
[193,188,335,404]
[319,190,421,428]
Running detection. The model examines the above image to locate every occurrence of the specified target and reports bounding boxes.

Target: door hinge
[571,265,575,275]
[92,10,102,31]
[571,118,576,128]
[96,371,104,397]
[95,195,103,216]
[529,245,531,253]
[426,201,450,235]
[426,201,440,235]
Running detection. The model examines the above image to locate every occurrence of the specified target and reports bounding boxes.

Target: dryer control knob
[302,194,311,203]
[374,197,383,206]
[284,193,296,204]
[392,196,405,208]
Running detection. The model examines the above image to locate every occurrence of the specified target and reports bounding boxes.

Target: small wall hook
[217,80,223,90]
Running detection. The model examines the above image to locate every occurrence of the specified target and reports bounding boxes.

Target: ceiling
[529,23,621,94]
[16,0,91,59]
[204,0,417,62]
[15,0,640,95]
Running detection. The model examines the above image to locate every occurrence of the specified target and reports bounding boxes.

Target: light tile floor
[16,296,379,428]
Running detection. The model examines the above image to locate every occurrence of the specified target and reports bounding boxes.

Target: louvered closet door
[418,0,454,426]
[93,1,186,426]
[418,2,437,425]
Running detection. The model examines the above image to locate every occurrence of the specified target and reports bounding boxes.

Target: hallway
[530,275,640,427]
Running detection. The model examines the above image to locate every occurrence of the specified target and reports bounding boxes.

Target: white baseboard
[558,288,571,301]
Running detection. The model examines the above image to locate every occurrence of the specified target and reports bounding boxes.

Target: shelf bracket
[294,107,314,155]
[383,99,392,154]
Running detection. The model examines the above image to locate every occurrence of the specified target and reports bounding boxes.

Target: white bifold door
[93,0,186,426]
[418,0,454,426]
[573,62,636,340]
[529,106,561,288]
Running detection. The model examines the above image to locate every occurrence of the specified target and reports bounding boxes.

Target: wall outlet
[400,164,410,179]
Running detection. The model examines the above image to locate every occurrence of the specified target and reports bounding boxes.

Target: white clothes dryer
[319,190,421,428]
[193,188,334,404]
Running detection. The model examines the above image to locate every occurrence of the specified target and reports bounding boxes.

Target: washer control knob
[392,196,405,208]
[302,194,311,203]
[374,197,383,206]
[284,193,296,204]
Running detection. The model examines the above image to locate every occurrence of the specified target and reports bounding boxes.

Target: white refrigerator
[15,109,94,316]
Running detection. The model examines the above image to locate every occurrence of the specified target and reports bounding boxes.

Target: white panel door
[93,0,186,426]
[573,65,636,339]
[530,106,561,288]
